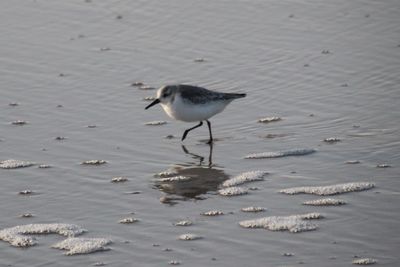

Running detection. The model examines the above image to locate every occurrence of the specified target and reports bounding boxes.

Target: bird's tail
[227,93,246,99]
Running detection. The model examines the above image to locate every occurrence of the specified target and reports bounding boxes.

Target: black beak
[145,98,160,110]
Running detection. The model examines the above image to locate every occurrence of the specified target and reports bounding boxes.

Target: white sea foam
[139,85,155,90]
[0,223,86,247]
[174,220,193,226]
[201,210,224,216]
[258,116,282,123]
[376,164,391,168]
[178,234,202,241]
[352,258,377,265]
[280,182,375,196]
[93,262,106,266]
[245,149,316,159]
[111,177,128,183]
[222,171,268,187]
[38,164,51,168]
[154,170,179,178]
[241,206,266,212]
[303,198,346,206]
[0,159,35,169]
[239,213,322,233]
[158,176,192,182]
[52,237,112,255]
[218,186,248,196]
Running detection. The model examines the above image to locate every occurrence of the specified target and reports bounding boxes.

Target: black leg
[206,120,213,144]
[181,121,203,141]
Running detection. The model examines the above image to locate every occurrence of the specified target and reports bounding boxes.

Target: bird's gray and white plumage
[145,84,246,143]
[169,84,246,104]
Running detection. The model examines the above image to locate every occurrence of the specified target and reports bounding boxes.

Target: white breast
[161,95,230,122]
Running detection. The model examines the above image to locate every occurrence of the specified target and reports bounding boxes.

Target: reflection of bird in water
[154,144,229,203]
[181,143,213,166]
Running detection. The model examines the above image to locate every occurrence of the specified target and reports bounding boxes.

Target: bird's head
[145,85,177,109]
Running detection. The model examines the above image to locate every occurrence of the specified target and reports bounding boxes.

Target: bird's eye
[163,92,169,97]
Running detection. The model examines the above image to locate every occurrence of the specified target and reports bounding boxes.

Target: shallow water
[1,0,400,266]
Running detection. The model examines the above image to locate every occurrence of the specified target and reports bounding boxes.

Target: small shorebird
[145,84,246,144]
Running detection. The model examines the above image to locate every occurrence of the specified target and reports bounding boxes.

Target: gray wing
[177,85,246,104]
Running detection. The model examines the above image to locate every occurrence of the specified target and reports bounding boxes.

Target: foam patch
[178,234,202,241]
[239,213,322,233]
[0,223,86,247]
[218,186,248,196]
[258,117,282,123]
[245,149,316,159]
[352,258,377,265]
[303,198,346,206]
[52,237,112,255]
[241,206,266,212]
[0,159,35,169]
[222,171,268,187]
[280,182,375,195]
[158,176,192,182]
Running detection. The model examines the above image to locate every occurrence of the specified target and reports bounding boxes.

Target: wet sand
[1,0,400,266]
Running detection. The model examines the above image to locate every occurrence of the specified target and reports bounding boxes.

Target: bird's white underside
[161,94,232,122]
